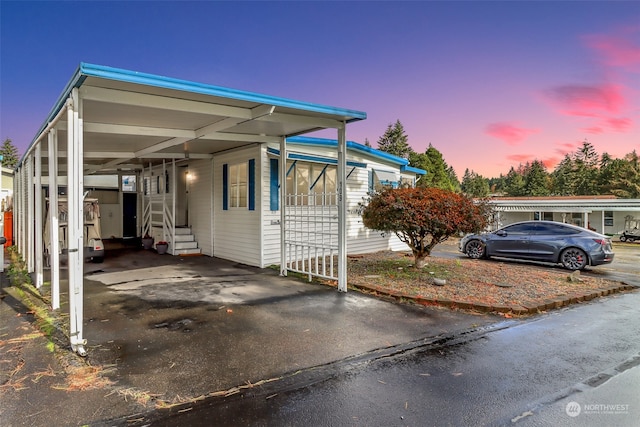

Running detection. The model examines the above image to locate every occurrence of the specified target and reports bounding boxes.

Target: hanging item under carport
[43,197,105,266]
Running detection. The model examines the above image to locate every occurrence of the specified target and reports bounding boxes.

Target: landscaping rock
[432,278,446,286]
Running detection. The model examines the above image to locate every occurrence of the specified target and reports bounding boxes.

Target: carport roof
[20,63,367,172]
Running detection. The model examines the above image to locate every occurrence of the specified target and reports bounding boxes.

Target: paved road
[146,291,640,426]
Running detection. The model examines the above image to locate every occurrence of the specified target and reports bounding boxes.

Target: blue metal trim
[268,148,366,169]
[270,158,279,211]
[286,136,411,167]
[79,63,367,120]
[401,165,427,175]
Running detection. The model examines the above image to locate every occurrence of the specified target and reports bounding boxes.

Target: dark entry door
[123,193,137,238]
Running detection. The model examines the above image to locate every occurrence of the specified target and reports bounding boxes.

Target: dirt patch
[346,250,634,315]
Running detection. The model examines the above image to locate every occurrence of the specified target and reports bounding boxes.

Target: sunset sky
[1,1,639,178]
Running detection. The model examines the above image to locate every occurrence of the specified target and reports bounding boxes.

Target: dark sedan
[459,220,615,270]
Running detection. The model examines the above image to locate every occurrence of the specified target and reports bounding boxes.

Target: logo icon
[566,401,581,417]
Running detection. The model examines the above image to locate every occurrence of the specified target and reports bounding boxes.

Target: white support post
[67,89,87,356]
[172,159,176,254]
[26,156,34,273]
[584,212,589,229]
[13,167,20,254]
[280,136,287,277]
[34,144,43,289]
[337,125,347,292]
[48,129,61,309]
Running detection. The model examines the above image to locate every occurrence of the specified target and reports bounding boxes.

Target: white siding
[260,143,413,266]
[213,146,263,267]
[345,166,409,254]
[262,146,282,267]
[188,159,214,256]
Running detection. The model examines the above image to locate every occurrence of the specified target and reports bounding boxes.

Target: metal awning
[19,63,366,174]
[373,169,399,185]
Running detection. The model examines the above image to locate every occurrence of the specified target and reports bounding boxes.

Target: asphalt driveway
[0,244,500,426]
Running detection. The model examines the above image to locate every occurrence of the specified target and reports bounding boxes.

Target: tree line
[374,121,640,199]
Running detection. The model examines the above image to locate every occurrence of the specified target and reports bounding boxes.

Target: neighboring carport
[13,63,366,355]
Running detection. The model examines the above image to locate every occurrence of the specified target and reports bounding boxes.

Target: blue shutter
[248,159,255,211]
[222,164,228,210]
[270,158,279,211]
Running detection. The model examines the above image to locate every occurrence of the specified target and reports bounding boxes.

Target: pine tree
[461,169,489,197]
[409,144,457,191]
[524,160,550,196]
[377,120,412,159]
[0,138,20,168]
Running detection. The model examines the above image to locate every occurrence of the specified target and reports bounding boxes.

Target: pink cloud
[583,33,640,71]
[485,122,539,145]
[555,141,580,157]
[507,154,534,163]
[541,157,560,170]
[545,83,625,116]
[583,126,604,134]
[606,117,633,132]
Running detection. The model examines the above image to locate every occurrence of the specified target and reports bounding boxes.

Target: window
[372,169,399,192]
[604,211,613,227]
[121,175,136,192]
[285,160,337,205]
[223,160,255,210]
[229,162,248,208]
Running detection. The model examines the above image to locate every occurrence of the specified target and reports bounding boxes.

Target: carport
[13,63,366,355]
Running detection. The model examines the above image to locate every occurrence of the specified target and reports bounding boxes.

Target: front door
[123,193,137,238]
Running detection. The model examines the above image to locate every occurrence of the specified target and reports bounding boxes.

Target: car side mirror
[495,230,507,237]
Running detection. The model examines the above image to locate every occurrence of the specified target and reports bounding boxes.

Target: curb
[350,281,637,316]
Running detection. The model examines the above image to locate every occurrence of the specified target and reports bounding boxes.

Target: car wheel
[560,248,587,270]
[620,235,627,242]
[465,240,486,259]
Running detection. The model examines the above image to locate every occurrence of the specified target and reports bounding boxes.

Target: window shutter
[270,158,279,211]
[248,159,255,211]
[222,163,228,210]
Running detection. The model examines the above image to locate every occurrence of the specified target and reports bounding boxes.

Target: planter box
[156,243,168,255]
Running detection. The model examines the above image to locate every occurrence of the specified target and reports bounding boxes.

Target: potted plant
[156,241,168,255]
[142,233,154,250]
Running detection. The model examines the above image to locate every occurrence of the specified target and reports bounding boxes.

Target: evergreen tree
[572,139,599,195]
[460,168,490,197]
[364,138,372,148]
[504,166,526,196]
[446,166,461,192]
[409,144,457,191]
[524,160,550,196]
[377,120,412,159]
[551,155,577,196]
[0,138,20,168]
[601,151,640,198]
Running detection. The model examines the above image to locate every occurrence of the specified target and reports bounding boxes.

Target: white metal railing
[284,193,339,281]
